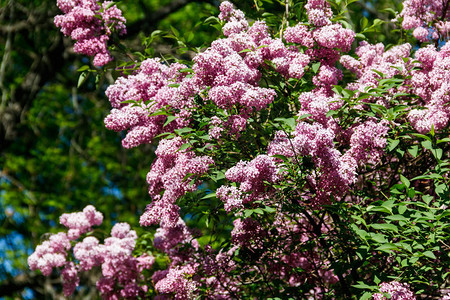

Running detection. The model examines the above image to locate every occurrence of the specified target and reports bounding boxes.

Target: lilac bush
[29,0,450,298]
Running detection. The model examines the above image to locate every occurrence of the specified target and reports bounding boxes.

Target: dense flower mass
[140,137,214,227]
[29,207,153,298]
[373,281,416,299]
[31,0,450,298]
[396,0,449,42]
[60,204,103,239]
[54,0,126,66]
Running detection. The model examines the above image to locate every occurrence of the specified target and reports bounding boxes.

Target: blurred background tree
[0,0,404,298]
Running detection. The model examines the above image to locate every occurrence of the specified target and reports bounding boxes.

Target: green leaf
[437,137,450,144]
[175,127,194,135]
[388,139,400,152]
[371,223,398,232]
[355,33,366,40]
[120,99,138,104]
[423,251,436,259]
[386,215,408,222]
[382,8,397,16]
[201,193,217,200]
[104,1,116,10]
[77,71,89,88]
[239,48,253,53]
[244,209,253,217]
[421,140,433,150]
[400,175,410,188]
[254,208,264,215]
[367,205,391,214]
[198,135,210,140]
[271,154,289,162]
[352,282,377,290]
[204,16,220,25]
[408,145,419,158]
[412,173,443,180]
[372,18,384,26]
[163,115,177,127]
[177,143,190,152]
[398,205,407,214]
[360,17,369,29]
[360,292,372,300]
[370,233,388,243]
[77,65,90,72]
[179,68,194,73]
[311,62,321,74]
[411,133,432,142]
[274,118,296,131]
[263,206,276,213]
[431,148,443,160]
[375,243,399,251]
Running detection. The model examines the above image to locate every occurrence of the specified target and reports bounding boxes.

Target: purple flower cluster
[28,232,71,276]
[60,204,103,239]
[231,218,266,248]
[396,0,449,42]
[104,59,193,148]
[54,0,126,66]
[140,137,213,227]
[341,42,412,91]
[373,281,416,299]
[284,0,354,95]
[29,206,154,298]
[408,43,450,133]
[217,155,280,212]
[341,40,450,133]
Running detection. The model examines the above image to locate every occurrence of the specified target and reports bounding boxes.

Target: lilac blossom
[54,0,126,66]
[29,207,154,299]
[373,281,416,299]
[59,204,103,240]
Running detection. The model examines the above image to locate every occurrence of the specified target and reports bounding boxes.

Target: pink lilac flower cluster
[373,281,416,299]
[201,245,241,298]
[60,204,103,239]
[194,2,323,137]
[104,58,193,148]
[140,137,213,227]
[305,0,333,26]
[28,232,71,276]
[345,119,390,165]
[268,121,357,204]
[284,0,355,95]
[231,217,267,249]
[208,116,224,140]
[268,86,389,203]
[95,223,153,299]
[217,155,280,212]
[218,0,249,37]
[340,41,412,91]
[408,43,450,132]
[29,206,154,298]
[149,218,200,299]
[153,217,199,264]
[341,41,450,133]
[54,0,126,66]
[153,264,198,300]
[396,0,450,42]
